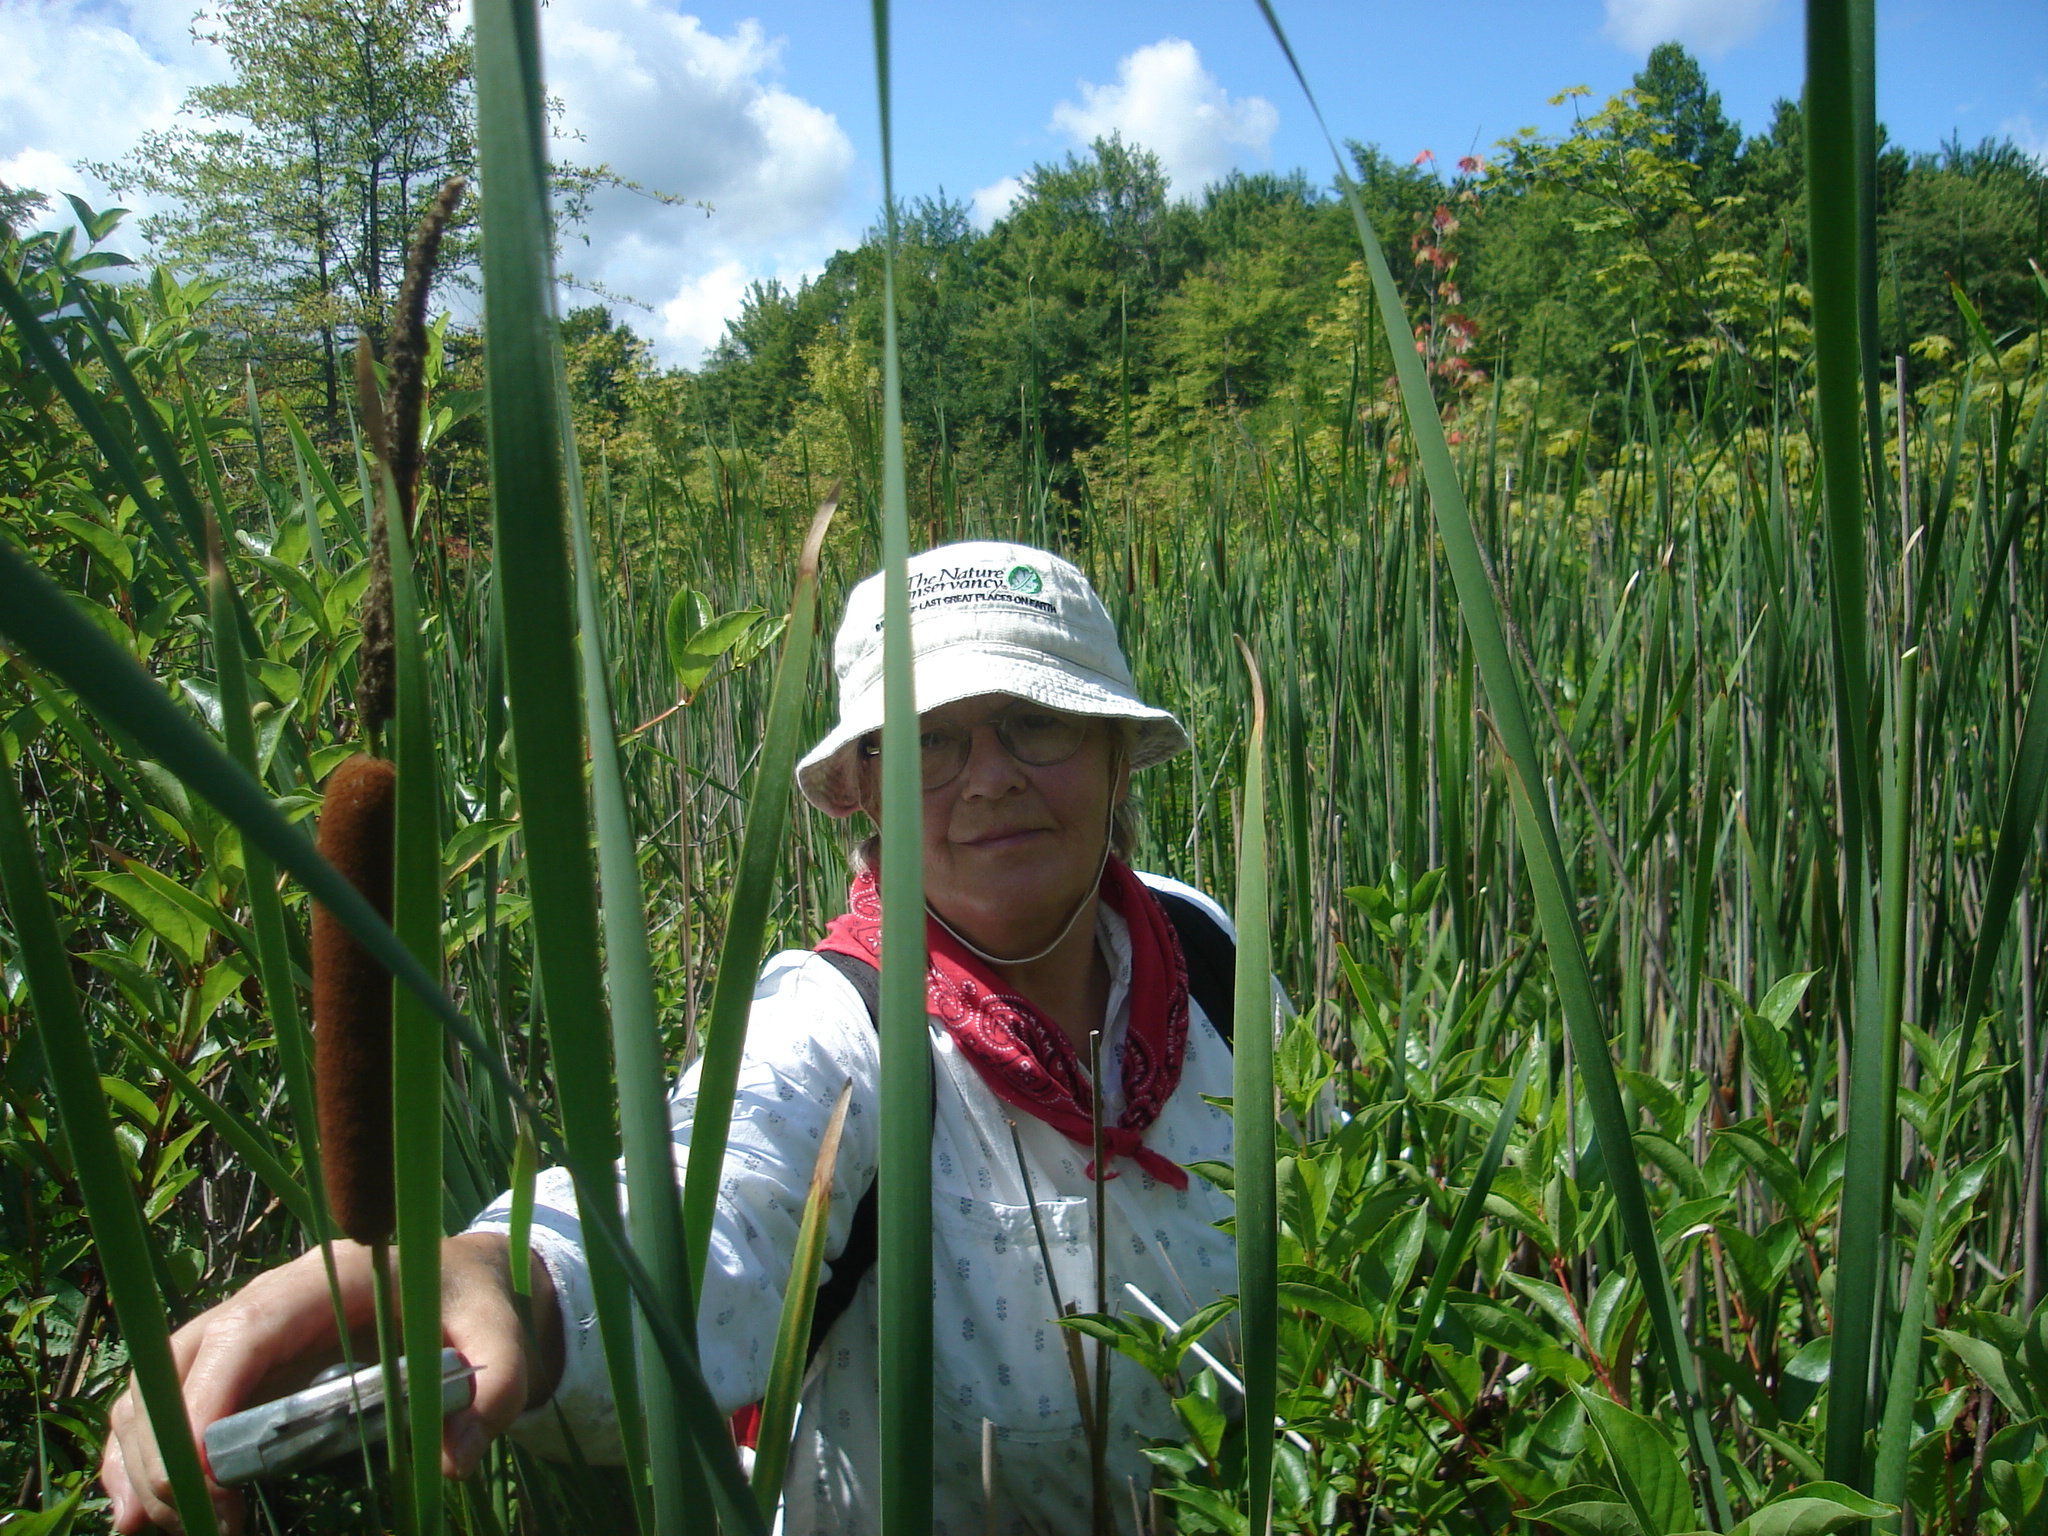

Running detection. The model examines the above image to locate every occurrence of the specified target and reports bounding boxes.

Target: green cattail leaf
[1232,637,1276,1536]
[0,754,222,1536]
[387,491,446,1536]
[752,1080,854,1517]
[469,0,761,1524]
[866,5,934,1531]
[276,394,364,559]
[564,372,695,1532]
[1807,0,1885,1490]
[1250,5,1733,1521]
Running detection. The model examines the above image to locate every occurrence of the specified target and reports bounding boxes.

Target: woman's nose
[956,723,1027,796]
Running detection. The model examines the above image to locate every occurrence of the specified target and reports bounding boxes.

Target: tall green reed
[1253,3,1732,1521]
[1232,638,1277,1536]
[868,3,935,1527]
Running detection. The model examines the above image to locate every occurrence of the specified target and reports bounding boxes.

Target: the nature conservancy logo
[883,563,1058,627]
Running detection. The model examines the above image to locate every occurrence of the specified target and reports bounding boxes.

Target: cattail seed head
[353,336,397,742]
[313,752,398,1245]
[386,176,465,536]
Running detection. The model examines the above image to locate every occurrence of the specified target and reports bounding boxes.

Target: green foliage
[2,15,2047,1536]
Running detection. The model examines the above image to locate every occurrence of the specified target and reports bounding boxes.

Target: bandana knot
[818,858,1191,1189]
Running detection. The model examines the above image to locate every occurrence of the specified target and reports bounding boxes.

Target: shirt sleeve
[464,949,881,1462]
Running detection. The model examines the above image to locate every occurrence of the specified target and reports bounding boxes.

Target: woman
[102,542,1243,1535]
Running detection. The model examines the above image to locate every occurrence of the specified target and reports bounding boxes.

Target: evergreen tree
[1632,43,1741,196]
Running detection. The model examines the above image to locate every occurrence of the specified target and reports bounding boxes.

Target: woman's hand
[99,1234,560,1535]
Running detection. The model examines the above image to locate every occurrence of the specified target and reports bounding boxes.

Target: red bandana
[817,857,1191,1189]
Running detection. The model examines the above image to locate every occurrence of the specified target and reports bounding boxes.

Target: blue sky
[4,0,2043,364]
[704,0,2048,213]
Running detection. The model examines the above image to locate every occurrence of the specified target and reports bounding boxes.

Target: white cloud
[0,0,227,232]
[0,0,852,366]
[658,259,756,360]
[969,175,1024,229]
[544,0,857,365]
[2003,113,2048,167]
[1048,38,1277,198]
[1601,0,1775,58]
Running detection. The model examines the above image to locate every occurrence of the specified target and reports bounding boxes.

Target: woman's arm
[461,949,882,1455]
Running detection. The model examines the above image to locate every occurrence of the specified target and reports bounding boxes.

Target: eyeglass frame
[854,702,1098,792]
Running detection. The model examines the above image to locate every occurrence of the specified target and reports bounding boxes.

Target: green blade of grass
[388,492,447,1536]
[1231,637,1276,1536]
[469,1,772,1525]
[1876,647,2048,1523]
[467,0,660,1515]
[276,394,365,560]
[679,488,840,1299]
[563,375,694,1534]
[0,752,222,1536]
[205,514,331,1243]
[867,5,934,1532]
[752,1080,854,1519]
[1250,6,1732,1523]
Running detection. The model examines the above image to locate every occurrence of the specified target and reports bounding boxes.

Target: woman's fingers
[97,1237,539,1513]
[99,1243,376,1534]
[103,1360,245,1536]
[436,1234,538,1478]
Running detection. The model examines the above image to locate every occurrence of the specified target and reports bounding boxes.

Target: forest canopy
[8,21,2044,535]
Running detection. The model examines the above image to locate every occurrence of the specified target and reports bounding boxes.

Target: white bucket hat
[797,541,1190,817]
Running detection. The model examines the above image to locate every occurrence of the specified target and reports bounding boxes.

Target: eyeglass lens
[904,709,1089,788]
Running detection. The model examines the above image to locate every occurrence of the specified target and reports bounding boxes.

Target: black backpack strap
[804,950,883,1368]
[1152,888,1237,1045]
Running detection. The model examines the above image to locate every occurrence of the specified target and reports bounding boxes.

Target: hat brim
[796,641,1190,817]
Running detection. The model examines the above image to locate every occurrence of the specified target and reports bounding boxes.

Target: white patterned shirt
[466,872,1243,1536]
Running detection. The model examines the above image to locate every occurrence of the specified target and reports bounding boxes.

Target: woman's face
[860,693,1128,955]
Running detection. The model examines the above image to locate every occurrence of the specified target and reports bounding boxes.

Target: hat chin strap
[925,803,1116,969]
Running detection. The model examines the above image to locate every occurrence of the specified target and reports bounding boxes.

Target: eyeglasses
[857,706,1092,791]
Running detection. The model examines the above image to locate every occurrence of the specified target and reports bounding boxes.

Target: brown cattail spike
[313,752,398,1245]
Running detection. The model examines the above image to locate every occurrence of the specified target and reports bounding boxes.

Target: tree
[1632,43,1740,197]
[962,137,1198,477]
[1881,138,2046,353]
[92,0,475,422]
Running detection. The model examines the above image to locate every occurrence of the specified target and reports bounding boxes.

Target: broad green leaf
[1525,1485,1644,1536]
[1933,1328,2031,1418]
[85,871,209,967]
[1580,1387,1697,1536]
[1731,1483,1894,1536]
[1277,1279,1382,1345]
[664,592,764,699]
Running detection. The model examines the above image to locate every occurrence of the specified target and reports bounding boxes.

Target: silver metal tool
[202,1348,476,1488]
